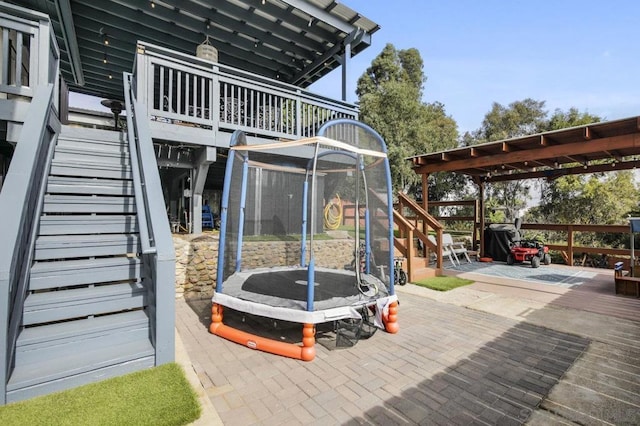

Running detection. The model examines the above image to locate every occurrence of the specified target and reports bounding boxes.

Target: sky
[308,0,640,135]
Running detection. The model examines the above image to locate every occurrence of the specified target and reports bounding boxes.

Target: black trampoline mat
[241,269,362,301]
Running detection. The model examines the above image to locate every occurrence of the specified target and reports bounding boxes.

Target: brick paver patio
[176,289,598,425]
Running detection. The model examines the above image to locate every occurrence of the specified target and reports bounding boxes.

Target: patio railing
[133,41,357,145]
[0,2,59,110]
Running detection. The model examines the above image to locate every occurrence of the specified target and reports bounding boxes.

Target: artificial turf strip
[0,363,201,426]
[412,275,474,291]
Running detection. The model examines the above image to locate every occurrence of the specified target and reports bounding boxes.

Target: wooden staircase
[393,193,444,282]
[6,126,155,403]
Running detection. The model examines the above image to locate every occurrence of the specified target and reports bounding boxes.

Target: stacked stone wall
[174,235,354,298]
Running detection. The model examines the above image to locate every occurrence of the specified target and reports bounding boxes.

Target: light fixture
[308,18,313,27]
[150,1,155,8]
[108,73,113,79]
[262,0,265,4]
[206,19,210,29]
[103,53,108,64]
[501,164,505,169]
[254,39,258,48]
[103,34,109,46]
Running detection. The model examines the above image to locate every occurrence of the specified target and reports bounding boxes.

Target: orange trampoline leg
[300,323,316,361]
[209,303,223,333]
[383,301,399,334]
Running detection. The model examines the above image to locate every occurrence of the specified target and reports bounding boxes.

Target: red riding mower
[507,240,551,268]
[503,218,552,268]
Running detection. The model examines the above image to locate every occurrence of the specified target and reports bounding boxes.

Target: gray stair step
[56,137,128,155]
[43,194,136,214]
[7,338,154,402]
[17,310,149,351]
[59,126,124,143]
[47,176,133,196]
[23,281,147,325]
[30,256,143,291]
[54,145,130,166]
[35,234,141,260]
[16,316,149,365]
[50,159,132,179]
[39,215,139,235]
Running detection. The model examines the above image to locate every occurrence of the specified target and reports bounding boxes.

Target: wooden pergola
[408,115,640,257]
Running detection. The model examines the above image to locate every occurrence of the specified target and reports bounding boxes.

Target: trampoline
[210,119,399,361]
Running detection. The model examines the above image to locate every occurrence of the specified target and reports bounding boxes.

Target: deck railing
[0,2,59,109]
[0,83,58,405]
[133,41,357,144]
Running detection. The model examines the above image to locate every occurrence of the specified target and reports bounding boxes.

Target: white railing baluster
[136,41,357,140]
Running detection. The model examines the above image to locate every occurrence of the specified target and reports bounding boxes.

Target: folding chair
[428,235,459,266]
[443,233,472,263]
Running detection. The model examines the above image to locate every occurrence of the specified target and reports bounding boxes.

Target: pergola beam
[414,133,640,174]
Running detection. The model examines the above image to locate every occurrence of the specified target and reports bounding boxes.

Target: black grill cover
[484,224,519,261]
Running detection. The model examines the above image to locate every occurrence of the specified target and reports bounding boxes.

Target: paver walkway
[176,264,640,425]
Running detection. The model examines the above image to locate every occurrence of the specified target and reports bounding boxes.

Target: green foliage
[467,99,548,220]
[476,99,548,141]
[356,44,458,194]
[547,107,601,130]
[0,363,201,426]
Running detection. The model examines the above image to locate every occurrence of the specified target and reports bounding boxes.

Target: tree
[468,99,549,221]
[356,44,458,194]
[477,99,547,141]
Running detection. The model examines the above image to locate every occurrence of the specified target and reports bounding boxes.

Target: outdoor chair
[428,235,459,266]
[443,233,472,264]
[202,204,215,229]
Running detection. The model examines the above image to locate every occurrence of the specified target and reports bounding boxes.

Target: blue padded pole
[301,178,309,267]
[307,258,315,311]
[235,156,249,272]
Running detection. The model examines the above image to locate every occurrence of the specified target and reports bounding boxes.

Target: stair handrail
[123,71,175,365]
[123,75,154,255]
[395,192,444,271]
[0,83,58,404]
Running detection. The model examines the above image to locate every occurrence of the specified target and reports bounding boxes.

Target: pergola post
[476,178,485,257]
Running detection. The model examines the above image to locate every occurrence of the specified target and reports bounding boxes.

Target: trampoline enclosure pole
[301,178,309,267]
[306,258,315,311]
[360,160,371,274]
[216,134,242,292]
[384,155,395,295]
[235,157,249,272]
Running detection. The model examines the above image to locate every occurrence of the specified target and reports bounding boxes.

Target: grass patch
[0,363,200,426]
[412,275,474,291]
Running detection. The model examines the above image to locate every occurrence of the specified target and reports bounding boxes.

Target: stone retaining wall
[174,235,354,298]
